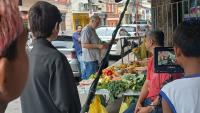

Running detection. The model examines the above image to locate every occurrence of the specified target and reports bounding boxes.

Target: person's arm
[134,80,149,113]
[49,55,81,113]
[82,43,106,49]
[162,99,173,113]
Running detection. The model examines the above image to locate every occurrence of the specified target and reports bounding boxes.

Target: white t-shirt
[160,74,200,113]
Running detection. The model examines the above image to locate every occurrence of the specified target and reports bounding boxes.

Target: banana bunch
[132,41,147,60]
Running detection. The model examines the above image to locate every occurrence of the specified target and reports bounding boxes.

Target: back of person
[22,40,65,113]
[21,39,81,113]
[161,20,200,113]
[161,76,200,113]
[20,1,81,113]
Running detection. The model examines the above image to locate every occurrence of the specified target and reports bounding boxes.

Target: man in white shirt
[81,15,107,79]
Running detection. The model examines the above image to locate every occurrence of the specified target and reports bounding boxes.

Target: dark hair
[146,30,165,46]
[28,1,62,38]
[173,19,200,57]
[76,25,82,30]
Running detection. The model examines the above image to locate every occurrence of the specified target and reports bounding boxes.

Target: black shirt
[21,38,81,113]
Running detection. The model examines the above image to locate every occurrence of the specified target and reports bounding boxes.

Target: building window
[84,4,89,11]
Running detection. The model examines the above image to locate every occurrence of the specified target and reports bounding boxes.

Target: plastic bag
[119,97,133,113]
[89,95,108,113]
[119,102,129,113]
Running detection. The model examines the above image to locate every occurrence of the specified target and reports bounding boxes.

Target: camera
[154,47,184,73]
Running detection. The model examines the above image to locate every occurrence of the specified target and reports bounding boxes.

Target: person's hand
[136,106,152,113]
[134,102,142,113]
[102,44,108,49]
[98,44,108,49]
[98,44,104,49]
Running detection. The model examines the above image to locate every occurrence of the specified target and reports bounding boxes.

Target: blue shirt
[72,31,82,55]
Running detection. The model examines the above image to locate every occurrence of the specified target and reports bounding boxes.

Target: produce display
[89,61,147,101]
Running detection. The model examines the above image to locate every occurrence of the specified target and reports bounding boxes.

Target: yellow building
[72,13,89,31]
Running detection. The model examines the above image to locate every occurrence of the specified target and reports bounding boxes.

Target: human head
[173,19,200,67]
[145,30,165,52]
[0,0,28,106]
[28,1,62,40]
[89,15,100,29]
[76,25,82,32]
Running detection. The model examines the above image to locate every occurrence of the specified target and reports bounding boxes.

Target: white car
[121,24,147,37]
[96,27,140,56]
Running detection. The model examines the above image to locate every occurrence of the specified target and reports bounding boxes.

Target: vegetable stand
[78,52,147,112]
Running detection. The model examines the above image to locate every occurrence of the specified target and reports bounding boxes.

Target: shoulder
[73,31,78,35]
[162,79,182,91]
[44,48,67,63]
[52,51,66,61]
[72,32,76,36]
[82,26,92,33]
[160,78,185,101]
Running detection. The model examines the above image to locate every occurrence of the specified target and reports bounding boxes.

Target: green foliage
[101,73,146,102]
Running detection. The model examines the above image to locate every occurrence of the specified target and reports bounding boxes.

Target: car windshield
[96,28,114,36]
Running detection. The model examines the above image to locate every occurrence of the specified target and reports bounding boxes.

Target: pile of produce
[88,61,146,101]
[95,73,145,101]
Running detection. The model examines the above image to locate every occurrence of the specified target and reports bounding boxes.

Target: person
[20,1,81,113]
[123,30,181,113]
[81,15,107,79]
[72,25,86,79]
[160,20,200,113]
[0,0,28,112]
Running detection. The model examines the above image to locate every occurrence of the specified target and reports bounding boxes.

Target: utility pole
[136,0,139,22]
[88,0,92,14]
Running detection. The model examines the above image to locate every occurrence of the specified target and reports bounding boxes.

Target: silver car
[27,35,81,78]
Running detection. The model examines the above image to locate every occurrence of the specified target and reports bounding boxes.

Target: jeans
[84,61,99,79]
[77,53,86,79]
[123,98,162,113]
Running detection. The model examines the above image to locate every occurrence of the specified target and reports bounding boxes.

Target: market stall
[78,44,148,112]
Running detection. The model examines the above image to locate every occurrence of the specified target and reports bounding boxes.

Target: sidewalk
[5,94,88,113]
[5,92,121,113]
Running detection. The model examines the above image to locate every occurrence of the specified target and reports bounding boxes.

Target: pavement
[5,94,122,113]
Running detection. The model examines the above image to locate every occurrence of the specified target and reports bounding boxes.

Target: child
[160,19,200,113]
